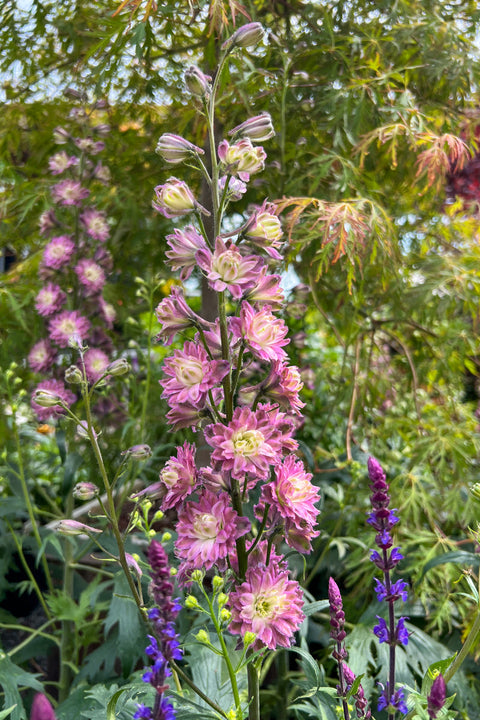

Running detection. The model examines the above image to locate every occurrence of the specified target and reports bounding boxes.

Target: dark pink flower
[160,340,229,408]
[196,237,264,299]
[231,302,289,362]
[166,225,207,280]
[175,490,250,574]
[228,560,304,650]
[159,442,198,510]
[80,208,110,242]
[83,348,110,382]
[204,405,284,481]
[75,258,106,294]
[31,379,76,421]
[28,340,56,373]
[35,283,67,317]
[51,179,89,206]
[42,236,75,270]
[48,310,90,347]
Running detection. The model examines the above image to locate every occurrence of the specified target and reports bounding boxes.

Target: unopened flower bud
[33,389,64,408]
[222,22,265,51]
[217,592,228,608]
[126,553,143,578]
[185,66,212,97]
[195,629,210,644]
[65,365,83,384]
[73,482,98,500]
[106,358,130,376]
[161,532,172,542]
[30,694,56,720]
[121,444,152,460]
[76,421,97,439]
[191,569,204,584]
[185,595,201,609]
[93,123,111,137]
[220,608,231,623]
[153,178,209,219]
[243,631,256,647]
[471,483,480,502]
[229,112,275,142]
[212,576,224,593]
[56,519,102,536]
[152,510,164,522]
[156,133,204,164]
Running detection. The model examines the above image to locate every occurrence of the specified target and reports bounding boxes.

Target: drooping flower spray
[368,456,409,717]
[139,21,321,720]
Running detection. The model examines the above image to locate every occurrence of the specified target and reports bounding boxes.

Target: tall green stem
[59,492,75,702]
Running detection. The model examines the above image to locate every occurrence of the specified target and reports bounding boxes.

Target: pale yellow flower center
[232,429,264,456]
[176,359,204,386]
[193,513,218,539]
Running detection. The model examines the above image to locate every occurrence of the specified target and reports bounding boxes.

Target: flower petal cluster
[83,348,110,382]
[257,455,320,552]
[427,674,447,719]
[196,237,264,299]
[28,339,57,373]
[48,310,91,348]
[175,490,250,573]
[155,287,210,345]
[42,236,75,270]
[165,226,207,280]
[35,283,67,317]
[244,201,284,259]
[80,208,110,241]
[75,258,106,295]
[159,442,198,511]
[160,341,229,408]
[204,405,285,481]
[378,685,408,714]
[51,179,89,206]
[231,301,289,362]
[218,138,266,181]
[153,177,207,218]
[228,559,304,650]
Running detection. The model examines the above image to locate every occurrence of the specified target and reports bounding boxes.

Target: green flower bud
[243,631,256,648]
[65,365,83,384]
[195,629,210,644]
[212,576,224,593]
[191,569,204,585]
[106,358,130,376]
[217,592,228,608]
[185,595,201,609]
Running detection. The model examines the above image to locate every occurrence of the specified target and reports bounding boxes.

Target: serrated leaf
[104,573,144,675]
[418,551,480,583]
[0,654,43,720]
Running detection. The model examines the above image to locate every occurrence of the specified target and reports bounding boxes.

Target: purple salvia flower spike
[427,674,447,719]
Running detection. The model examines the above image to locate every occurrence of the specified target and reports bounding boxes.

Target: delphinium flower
[29,102,124,425]
[134,540,182,720]
[368,456,409,717]
[31,379,76,421]
[148,29,319,702]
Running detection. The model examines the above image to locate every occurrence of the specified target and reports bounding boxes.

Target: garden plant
[3,2,480,720]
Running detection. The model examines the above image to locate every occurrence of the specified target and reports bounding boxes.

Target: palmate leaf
[0,654,43,720]
[418,551,480,583]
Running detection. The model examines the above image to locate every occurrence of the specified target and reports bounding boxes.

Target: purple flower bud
[55,520,102,536]
[367,456,387,484]
[185,66,212,96]
[122,444,152,460]
[72,482,99,500]
[156,133,205,164]
[229,112,275,142]
[427,674,447,718]
[222,22,265,50]
[30,693,57,720]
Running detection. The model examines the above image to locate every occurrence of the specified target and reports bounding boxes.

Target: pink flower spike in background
[81,208,110,241]
[83,348,110,382]
[51,179,89,206]
[28,339,56,373]
[75,258,106,294]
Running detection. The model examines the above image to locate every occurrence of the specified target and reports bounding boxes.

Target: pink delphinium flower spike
[75,258,106,295]
[35,283,67,317]
[160,340,229,408]
[42,235,75,270]
[231,301,289,362]
[159,441,198,510]
[48,310,90,347]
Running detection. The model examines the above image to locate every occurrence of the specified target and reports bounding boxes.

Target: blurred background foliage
[3,0,480,716]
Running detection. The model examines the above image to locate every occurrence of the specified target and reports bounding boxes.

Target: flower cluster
[134,541,182,720]
[143,47,320,662]
[328,577,371,719]
[28,101,121,423]
[368,456,409,716]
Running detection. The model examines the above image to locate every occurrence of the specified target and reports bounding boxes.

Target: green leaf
[107,688,129,720]
[104,573,144,675]
[0,654,43,720]
[0,706,17,720]
[303,599,329,617]
[418,551,480,583]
